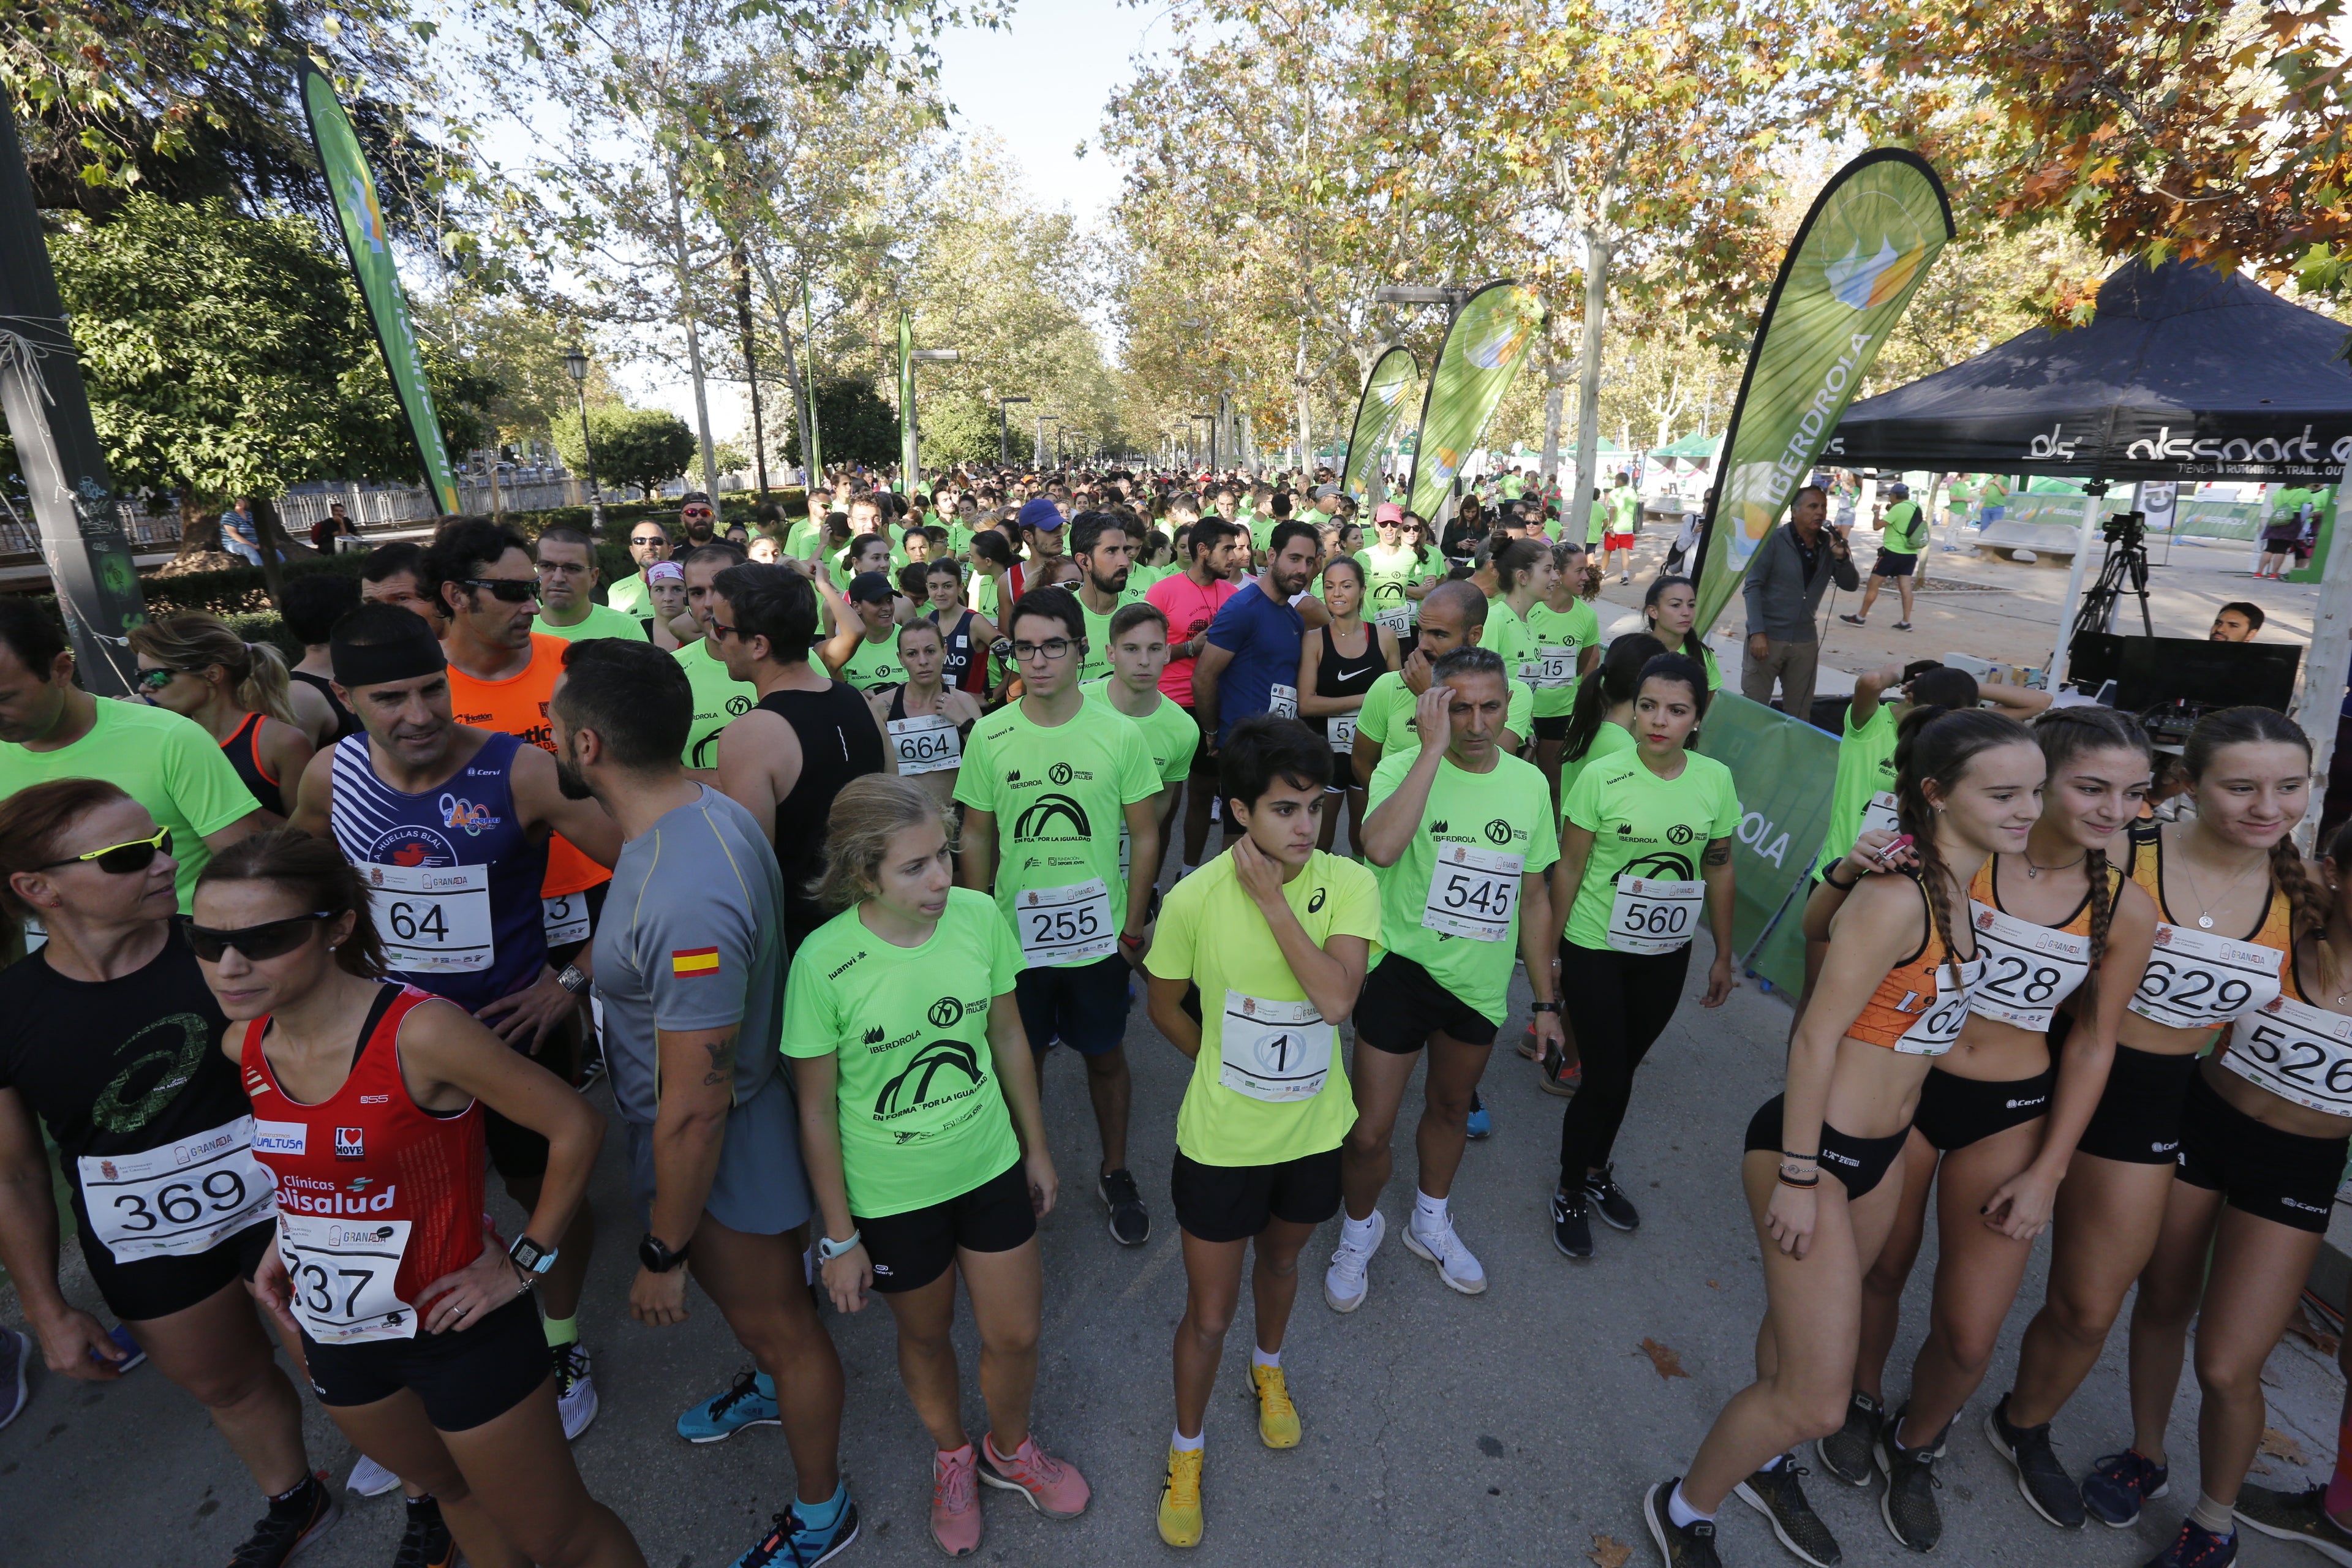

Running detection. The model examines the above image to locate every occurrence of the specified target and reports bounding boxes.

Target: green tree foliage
[549,405,697,499]
[782,378,896,467]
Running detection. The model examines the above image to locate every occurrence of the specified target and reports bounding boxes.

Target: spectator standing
[1742,483,1856,724]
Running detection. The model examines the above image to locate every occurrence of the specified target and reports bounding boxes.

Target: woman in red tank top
[196,832,644,1568]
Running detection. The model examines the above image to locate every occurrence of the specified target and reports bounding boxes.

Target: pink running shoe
[977,1433,1091,1519]
[931,1444,982,1557]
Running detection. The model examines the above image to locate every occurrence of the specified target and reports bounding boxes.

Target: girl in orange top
[130,614,314,824]
[1645,707,2043,1568]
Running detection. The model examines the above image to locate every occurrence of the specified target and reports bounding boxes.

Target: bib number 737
[275,1213,416,1344]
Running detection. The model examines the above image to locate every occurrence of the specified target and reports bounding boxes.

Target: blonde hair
[128,613,296,725]
[810,774,959,912]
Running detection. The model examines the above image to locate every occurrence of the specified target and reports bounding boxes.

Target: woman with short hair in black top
[0,780,344,1566]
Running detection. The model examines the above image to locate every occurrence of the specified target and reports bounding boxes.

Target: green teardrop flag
[299,66,459,514]
[1690,149,1954,636]
[1406,282,1545,524]
[1341,345,1421,502]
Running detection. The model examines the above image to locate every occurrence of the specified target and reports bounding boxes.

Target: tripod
[2070,516,2153,647]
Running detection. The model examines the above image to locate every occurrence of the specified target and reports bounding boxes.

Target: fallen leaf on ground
[1706,1280,1719,1289]
[1637,1338,1691,1379]
[1589,1534,1631,1568]
[2261,1428,2308,1463]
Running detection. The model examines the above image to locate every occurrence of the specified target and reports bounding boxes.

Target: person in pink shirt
[1148,516,1244,872]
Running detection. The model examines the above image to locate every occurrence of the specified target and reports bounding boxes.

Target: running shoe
[1551,1186,1595,1259]
[1643,1479,1724,1568]
[228,1471,340,1567]
[1839,614,1867,627]
[345,1454,401,1498]
[1815,1391,1880,1487]
[977,1433,1090,1518]
[1538,1047,1583,1098]
[679,1368,781,1443]
[2145,1517,2238,1568]
[1583,1165,1641,1231]
[931,1444,982,1558]
[1099,1169,1150,1246]
[1986,1395,2086,1528]
[2236,1483,2352,1566]
[2084,1449,2170,1528]
[728,1496,860,1568]
[1158,1446,1204,1548]
[1464,1090,1492,1140]
[1875,1407,1945,1551]
[1517,1026,1541,1061]
[1324,1210,1385,1312]
[1893,621,1912,631]
[0,1326,25,1433]
[1734,1458,1842,1568]
[1403,1212,1487,1294]
[554,1342,598,1439]
[394,1494,455,1568]
[1252,1363,1300,1448]
[104,1323,146,1373]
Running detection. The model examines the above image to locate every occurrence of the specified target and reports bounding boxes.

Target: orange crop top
[1845,872,1985,1055]
[2125,828,2292,1031]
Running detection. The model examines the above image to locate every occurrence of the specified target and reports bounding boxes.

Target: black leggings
[1558,939,1692,1186]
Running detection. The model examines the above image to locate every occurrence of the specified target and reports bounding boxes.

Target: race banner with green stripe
[1341,345,1420,501]
[1692,693,1841,995]
[1406,282,1545,524]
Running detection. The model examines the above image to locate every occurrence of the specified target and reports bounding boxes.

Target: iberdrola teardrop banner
[298,65,461,514]
[1406,282,1546,524]
[1341,344,1420,500]
[1689,148,1954,636]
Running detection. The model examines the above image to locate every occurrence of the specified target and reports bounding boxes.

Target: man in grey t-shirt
[550,639,855,1551]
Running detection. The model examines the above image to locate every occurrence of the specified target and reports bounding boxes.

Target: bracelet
[1778,1171,1821,1189]
[1781,1150,1820,1163]
[1821,865,1856,891]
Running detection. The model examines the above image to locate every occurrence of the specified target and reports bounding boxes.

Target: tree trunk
[250,494,288,613]
[1570,217,1613,554]
[665,160,721,500]
[178,494,220,557]
[732,245,769,496]
[1541,354,1567,496]
[745,252,817,491]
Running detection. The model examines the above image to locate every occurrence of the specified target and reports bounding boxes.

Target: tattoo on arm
[702,1031,739,1087]
[1703,842,1732,867]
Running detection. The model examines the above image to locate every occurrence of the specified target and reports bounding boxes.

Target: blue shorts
[624,1072,813,1237]
[1014,952,1133,1056]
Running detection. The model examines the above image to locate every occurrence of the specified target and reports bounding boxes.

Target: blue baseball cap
[1017,497,1065,532]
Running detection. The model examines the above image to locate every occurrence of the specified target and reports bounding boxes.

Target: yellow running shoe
[1252,1363,1301,1449]
[1158,1444,1204,1548]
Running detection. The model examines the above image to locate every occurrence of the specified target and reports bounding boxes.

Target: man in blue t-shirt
[1193,519,1321,750]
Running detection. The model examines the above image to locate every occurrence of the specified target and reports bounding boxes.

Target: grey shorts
[624,1072,813,1237]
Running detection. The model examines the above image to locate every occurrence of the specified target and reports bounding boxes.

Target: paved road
[4,926,2342,1568]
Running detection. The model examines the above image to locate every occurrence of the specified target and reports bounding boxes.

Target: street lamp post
[905,345,961,497]
[1038,415,1058,474]
[999,396,1030,468]
[561,344,605,537]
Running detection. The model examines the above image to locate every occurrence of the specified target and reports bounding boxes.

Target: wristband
[1777,1171,1820,1189]
[816,1230,863,1264]
[1528,1000,1561,1014]
[1821,865,1856,891]
[1781,1150,1819,1163]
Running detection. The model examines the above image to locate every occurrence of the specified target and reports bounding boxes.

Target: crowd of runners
[0,464,2342,1568]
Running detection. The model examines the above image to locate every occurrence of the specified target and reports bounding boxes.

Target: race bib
[1268,682,1299,720]
[1330,712,1358,755]
[1533,645,1577,690]
[1966,901,2092,1031]
[1016,878,1117,967]
[888,714,963,775]
[540,892,589,948]
[1892,956,1986,1057]
[360,861,493,973]
[276,1213,415,1344]
[77,1116,274,1264]
[2223,991,2352,1117]
[1422,842,1524,942]
[1217,991,1335,1103]
[1858,791,1900,842]
[1607,875,1703,956]
[1373,604,1412,633]
[2129,924,2281,1030]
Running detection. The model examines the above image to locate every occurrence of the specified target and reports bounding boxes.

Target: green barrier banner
[1406,282,1545,523]
[1693,693,1841,995]
[897,307,916,489]
[1692,149,1954,637]
[802,274,824,481]
[299,66,459,514]
[1341,345,1420,501]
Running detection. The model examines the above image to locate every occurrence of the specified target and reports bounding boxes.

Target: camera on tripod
[2101,510,2146,546]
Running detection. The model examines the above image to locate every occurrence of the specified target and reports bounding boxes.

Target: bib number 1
[1218,991,1335,1102]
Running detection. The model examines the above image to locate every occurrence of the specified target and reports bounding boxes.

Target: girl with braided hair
[1803,705,2158,1550]
[1643,709,2040,1568]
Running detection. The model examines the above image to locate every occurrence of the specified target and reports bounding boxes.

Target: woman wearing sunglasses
[130,613,314,823]
[198,831,646,1568]
[0,782,343,1566]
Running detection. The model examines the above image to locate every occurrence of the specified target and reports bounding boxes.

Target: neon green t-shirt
[1587,500,1609,546]
[1353,669,1532,758]
[953,697,1161,968]
[1811,701,1899,878]
[1500,475,1524,500]
[1365,748,1560,1024]
[0,698,260,911]
[606,572,652,616]
[1077,601,1118,686]
[1524,598,1600,719]
[674,638,756,770]
[1360,543,1431,630]
[1080,680,1199,785]
[1558,717,1635,805]
[1610,488,1641,532]
[779,888,1022,1217]
[1562,748,1742,950]
[1147,849,1382,1165]
[535,602,649,644]
[1882,500,1927,554]
[839,631,907,692]
[785,518,825,559]
[1485,597,1540,692]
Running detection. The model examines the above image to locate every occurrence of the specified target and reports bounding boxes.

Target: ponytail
[1562,632,1665,764]
[127,613,297,726]
[1895,706,2035,984]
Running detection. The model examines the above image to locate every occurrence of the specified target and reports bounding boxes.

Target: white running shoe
[554,1343,598,1440]
[346,1454,400,1497]
[1323,1210,1386,1313]
[1403,1213,1488,1294]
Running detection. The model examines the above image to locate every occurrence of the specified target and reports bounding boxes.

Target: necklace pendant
[2198,914,2215,929]
[2026,865,2040,878]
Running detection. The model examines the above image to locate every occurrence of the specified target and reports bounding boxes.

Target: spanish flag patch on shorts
[671,946,720,978]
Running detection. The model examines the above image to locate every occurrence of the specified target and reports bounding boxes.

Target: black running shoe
[228,1472,340,1567]
[1876,1408,1945,1552]
[1986,1394,2086,1529]
[2235,1483,2352,1566]
[394,1495,455,1568]
[1644,1479,1724,1568]
[1583,1164,1641,1231]
[1815,1390,1880,1488]
[1551,1186,1595,1259]
[1099,1169,1150,1246]
[1735,1458,1842,1567]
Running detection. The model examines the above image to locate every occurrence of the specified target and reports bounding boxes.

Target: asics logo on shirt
[91,1013,212,1134]
[1307,888,1326,913]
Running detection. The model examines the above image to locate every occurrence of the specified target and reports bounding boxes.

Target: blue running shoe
[2143,1517,2236,1568]
[0,1327,26,1432]
[1465,1090,1492,1140]
[2084,1449,2170,1528]
[678,1368,780,1444]
[729,1494,859,1568]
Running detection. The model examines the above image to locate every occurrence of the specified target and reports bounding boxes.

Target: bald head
[1424,579,1488,629]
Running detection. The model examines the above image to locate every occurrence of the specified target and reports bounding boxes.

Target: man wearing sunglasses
[679,491,719,548]
[606,522,673,619]
[0,600,266,915]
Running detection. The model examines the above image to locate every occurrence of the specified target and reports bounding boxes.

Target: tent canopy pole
[2299,497,2352,851]
[2047,484,2109,689]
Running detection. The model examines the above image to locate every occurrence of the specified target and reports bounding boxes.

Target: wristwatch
[556,964,590,996]
[508,1234,559,1276]
[638,1233,692,1273]
[816,1230,863,1264]
[1529,1000,1562,1014]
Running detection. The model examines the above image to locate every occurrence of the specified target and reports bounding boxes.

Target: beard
[554,752,595,801]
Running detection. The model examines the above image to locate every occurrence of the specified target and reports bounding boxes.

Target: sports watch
[816,1231,863,1264]
[508,1234,558,1276]
[639,1233,692,1273]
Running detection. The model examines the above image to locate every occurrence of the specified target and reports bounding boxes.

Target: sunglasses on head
[39,826,172,875]
[183,911,336,963]
[459,577,540,603]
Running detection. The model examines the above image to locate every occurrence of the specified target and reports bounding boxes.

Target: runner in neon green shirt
[1348,581,1530,785]
[1480,537,1555,697]
[816,571,908,692]
[1071,513,1138,686]
[1360,505,1436,635]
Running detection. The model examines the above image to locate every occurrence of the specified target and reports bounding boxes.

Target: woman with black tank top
[922,559,999,699]
[871,619,984,807]
[130,613,314,823]
[1296,556,1397,853]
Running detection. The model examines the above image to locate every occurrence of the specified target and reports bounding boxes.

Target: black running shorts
[856,1161,1036,1294]
[302,1294,550,1431]
[1170,1148,1342,1243]
[1355,953,1499,1052]
[2174,1069,2350,1234]
[83,1217,274,1324]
